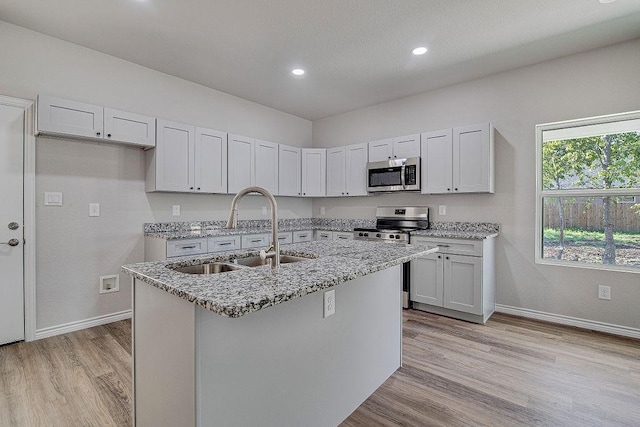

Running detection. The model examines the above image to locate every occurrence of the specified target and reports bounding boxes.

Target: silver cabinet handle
[219,242,232,246]
[180,245,197,249]
[1,239,19,247]
[251,239,262,243]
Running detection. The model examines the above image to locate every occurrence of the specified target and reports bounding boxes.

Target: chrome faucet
[226,187,280,269]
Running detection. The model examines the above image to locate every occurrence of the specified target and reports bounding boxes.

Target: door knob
[1,238,19,247]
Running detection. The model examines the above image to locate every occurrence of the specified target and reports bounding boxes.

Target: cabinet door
[315,230,332,241]
[345,143,368,196]
[241,233,270,249]
[326,147,346,196]
[301,149,326,197]
[254,139,279,194]
[195,127,227,194]
[410,253,444,306]
[278,145,301,196]
[292,230,313,243]
[274,232,293,245]
[443,254,482,315]
[208,235,241,252]
[332,231,353,240]
[368,138,393,162]
[392,134,420,159]
[166,238,207,258]
[103,108,155,148]
[228,134,255,193]
[155,119,195,192]
[453,123,494,193]
[37,95,103,139]
[421,129,453,194]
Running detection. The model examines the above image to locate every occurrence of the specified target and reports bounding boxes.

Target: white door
[368,138,393,162]
[195,127,227,193]
[278,145,301,196]
[155,119,195,192]
[410,253,443,306]
[392,134,421,159]
[0,104,25,345]
[301,149,326,197]
[103,108,156,148]
[228,134,255,193]
[326,147,345,196]
[345,143,368,196]
[254,139,279,194]
[443,254,483,315]
[453,123,492,193]
[421,128,453,194]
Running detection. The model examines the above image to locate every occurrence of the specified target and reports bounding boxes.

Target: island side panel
[195,265,402,427]
[133,279,196,427]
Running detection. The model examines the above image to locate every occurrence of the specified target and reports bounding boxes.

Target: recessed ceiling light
[292,68,305,76]
[412,46,428,56]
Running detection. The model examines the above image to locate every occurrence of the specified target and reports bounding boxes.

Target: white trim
[495,304,640,339]
[35,310,132,340]
[0,95,37,342]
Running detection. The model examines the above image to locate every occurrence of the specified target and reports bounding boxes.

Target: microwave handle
[401,163,406,189]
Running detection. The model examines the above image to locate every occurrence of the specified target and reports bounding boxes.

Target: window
[535,111,640,271]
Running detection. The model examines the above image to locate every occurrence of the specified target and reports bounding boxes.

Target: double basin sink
[171,254,312,275]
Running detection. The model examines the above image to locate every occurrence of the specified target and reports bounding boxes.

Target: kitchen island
[123,240,437,427]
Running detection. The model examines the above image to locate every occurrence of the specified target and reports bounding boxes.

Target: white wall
[312,38,640,330]
[0,21,312,331]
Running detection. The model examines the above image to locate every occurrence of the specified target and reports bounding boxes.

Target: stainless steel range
[354,206,429,309]
[353,206,429,243]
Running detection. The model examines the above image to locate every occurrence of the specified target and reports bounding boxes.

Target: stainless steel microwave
[367,157,421,192]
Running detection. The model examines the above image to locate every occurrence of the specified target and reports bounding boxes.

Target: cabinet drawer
[208,235,241,252]
[314,230,332,241]
[166,238,207,258]
[333,231,354,241]
[411,237,482,256]
[275,232,293,244]
[293,230,313,243]
[241,233,270,249]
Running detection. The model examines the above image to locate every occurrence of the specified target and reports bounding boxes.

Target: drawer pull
[251,239,262,243]
[338,236,348,240]
[437,244,450,248]
[278,237,287,240]
[180,245,197,249]
[219,242,232,246]
[298,234,307,237]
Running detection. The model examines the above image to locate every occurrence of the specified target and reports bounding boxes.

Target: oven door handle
[400,163,406,189]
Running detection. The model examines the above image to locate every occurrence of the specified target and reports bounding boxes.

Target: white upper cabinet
[326,147,346,196]
[367,138,393,162]
[421,128,453,194]
[421,123,494,194]
[254,139,279,194]
[454,123,494,193]
[37,95,155,148]
[149,119,195,192]
[345,142,368,196]
[195,127,227,193]
[38,95,103,140]
[368,134,420,162]
[227,134,256,193]
[147,120,227,193]
[301,148,326,197]
[391,134,421,159]
[103,108,156,147]
[278,145,301,196]
[326,143,368,197]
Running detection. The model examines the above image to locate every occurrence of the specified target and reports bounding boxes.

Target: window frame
[535,110,640,273]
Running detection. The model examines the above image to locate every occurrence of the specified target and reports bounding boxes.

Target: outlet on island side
[598,285,611,301]
[324,289,335,318]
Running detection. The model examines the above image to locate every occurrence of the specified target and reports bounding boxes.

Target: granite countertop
[144,225,319,240]
[410,229,498,240]
[122,240,437,318]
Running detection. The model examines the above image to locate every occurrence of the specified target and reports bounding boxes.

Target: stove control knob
[358,232,364,237]
[389,235,395,239]
[376,233,381,238]
[364,232,369,237]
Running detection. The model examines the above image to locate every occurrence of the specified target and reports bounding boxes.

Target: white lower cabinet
[208,235,241,253]
[164,238,208,259]
[410,236,495,324]
[314,230,332,241]
[241,233,271,249]
[274,231,293,245]
[333,231,354,240]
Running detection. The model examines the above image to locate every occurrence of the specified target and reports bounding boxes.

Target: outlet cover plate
[324,289,335,318]
[172,205,181,216]
[598,285,611,300]
[89,203,100,217]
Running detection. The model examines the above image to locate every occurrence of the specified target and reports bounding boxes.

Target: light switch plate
[44,192,63,206]
[439,205,447,216]
[89,203,100,217]
[172,205,181,216]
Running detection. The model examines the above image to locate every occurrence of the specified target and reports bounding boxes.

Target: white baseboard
[495,304,640,339]
[34,310,132,341]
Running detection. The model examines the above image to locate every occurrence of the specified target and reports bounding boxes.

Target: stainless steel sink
[172,262,245,274]
[234,254,313,267]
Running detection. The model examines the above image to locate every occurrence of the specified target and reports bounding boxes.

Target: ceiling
[2,0,640,121]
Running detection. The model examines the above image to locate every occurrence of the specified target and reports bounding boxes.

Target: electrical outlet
[598,285,611,300]
[172,205,181,216]
[99,275,119,294]
[324,289,335,318]
[262,206,268,215]
[89,203,100,217]
[320,206,326,215]
[439,205,447,216]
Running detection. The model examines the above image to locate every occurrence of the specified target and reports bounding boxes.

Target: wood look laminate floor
[1,311,639,426]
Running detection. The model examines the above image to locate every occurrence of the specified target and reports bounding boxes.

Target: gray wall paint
[0,21,312,330]
[312,38,640,329]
